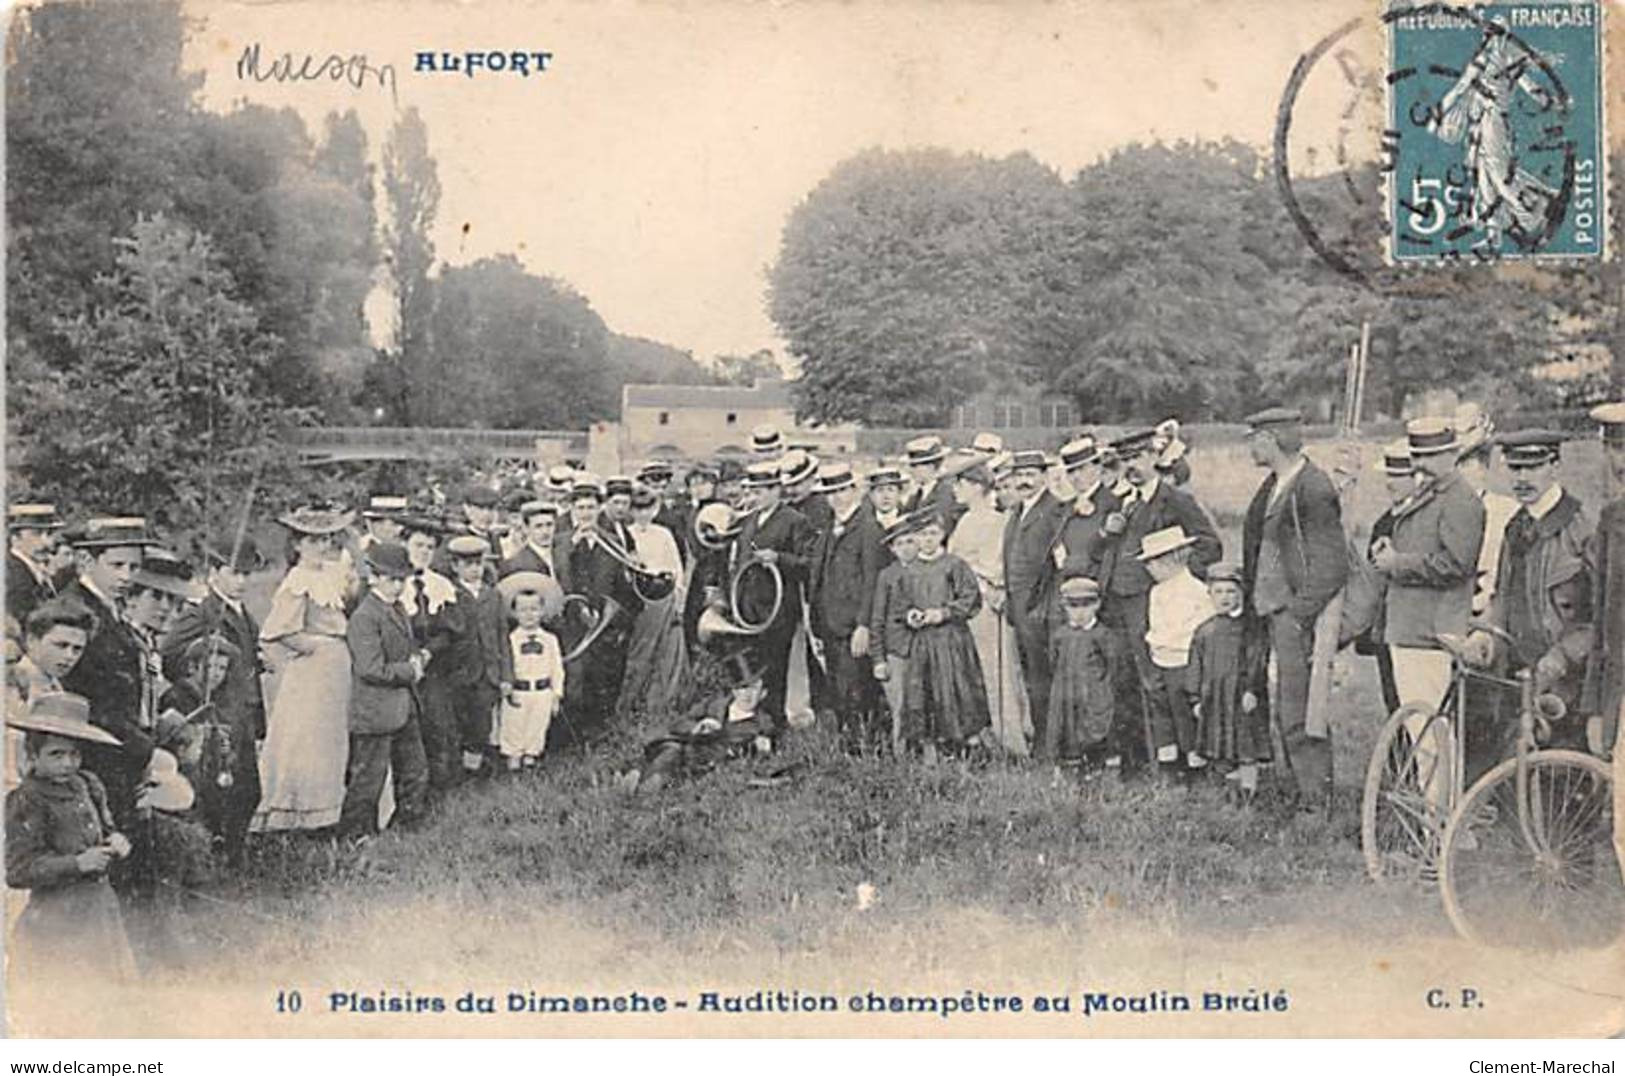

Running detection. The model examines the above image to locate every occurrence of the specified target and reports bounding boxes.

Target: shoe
[461,751,485,773]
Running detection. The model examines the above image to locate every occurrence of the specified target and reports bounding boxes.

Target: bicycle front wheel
[1363,704,1457,884]
[1440,750,1621,951]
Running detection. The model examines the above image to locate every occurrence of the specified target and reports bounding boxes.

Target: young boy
[1138,525,1216,774]
[398,515,461,788]
[1186,563,1271,796]
[870,513,926,749]
[5,693,136,988]
[494,572,565,770]
[7,601,94,792]
[158,634,259,857]
[445,534,515,774]
[339,542,430,839]
[628,649,779,796]
[1044,575,1119,767]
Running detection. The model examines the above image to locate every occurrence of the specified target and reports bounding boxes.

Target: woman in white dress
[946,453,1031,755]
[620,486,689,720]
[251,506,356,834]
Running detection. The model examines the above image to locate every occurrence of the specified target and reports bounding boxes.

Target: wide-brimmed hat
[882,509,937,544]
[131,548,204,601]
[497,570,564,619]
[364,542,413,578]
[904,435,948,467]
[1135,525,1198,562]
[8,504,64,532]
[1405,417,1458,456]
[68,516,159,550]
[6,692,120,747]
[779,450,818,487]
[278,505,355,536]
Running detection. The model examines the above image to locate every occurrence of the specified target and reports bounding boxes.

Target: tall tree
[381,107,442,424]
[713,349,781,386]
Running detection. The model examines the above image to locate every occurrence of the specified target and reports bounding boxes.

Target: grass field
[18,434,1619,1037]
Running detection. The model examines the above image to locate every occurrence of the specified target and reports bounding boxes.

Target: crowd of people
[5,401,1624,984]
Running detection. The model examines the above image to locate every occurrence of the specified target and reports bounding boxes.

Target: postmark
[1384,1,1606,263]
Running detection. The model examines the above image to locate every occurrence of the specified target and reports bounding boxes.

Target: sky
[186,0,1378,363]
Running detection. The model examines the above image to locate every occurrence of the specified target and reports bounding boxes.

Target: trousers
[338,715,429,837]
[1270,609,1331,799]
[1011,615,1052,748]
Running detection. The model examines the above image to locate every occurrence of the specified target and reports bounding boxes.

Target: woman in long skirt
[897,514,989,752]
[620,487,689,722]
[250,507,355,835]
[946,456,1030,754]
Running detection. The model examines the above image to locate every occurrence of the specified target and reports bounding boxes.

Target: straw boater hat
[1591,401,1625,444]
[571,472,606,500]
[1405,416,1458,456]
[446,535,489,559]
[363,495,410,520]
[1135,525,1198,563]
[1454,403,1494,459]
[780,450,818,487]
[744,460,781,488]
[1008,449,1049,473]
[940,450,989,481]
[751,425,784,455]
[1377,440,1413,476]
[8,504,63,532]
[546,464,577,496]
[867,464,906,488]
[278,505,355,536]
[970,432,1004,456]
[6,692,121,747]
[904,435,948,467]
[638,459,674,482]
[68,516,159,550]
[518,499,559,522]
[987,451,1015,480]
[496,570,564,619]
[816,462,856,494]
[1058,435,1101,472]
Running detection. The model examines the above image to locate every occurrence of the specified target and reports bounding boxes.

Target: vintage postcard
[3,0,1623,1042]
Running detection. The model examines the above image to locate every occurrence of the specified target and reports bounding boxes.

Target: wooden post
[1352,319,1372,434]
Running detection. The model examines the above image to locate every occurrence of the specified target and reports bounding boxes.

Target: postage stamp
[1385,0,1607,263]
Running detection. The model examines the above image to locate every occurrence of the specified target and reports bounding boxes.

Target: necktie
[520,632,544,656]
[1505,510,1538,558]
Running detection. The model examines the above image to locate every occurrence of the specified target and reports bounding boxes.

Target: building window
[658,411,670,426]
[726,412,737,426]
[990,404,1008,427]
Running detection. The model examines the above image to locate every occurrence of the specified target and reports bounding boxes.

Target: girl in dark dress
[1044,575,1119,765]
[157,634,257,858]
[896,516,990,757]
[1186,564,1271,795]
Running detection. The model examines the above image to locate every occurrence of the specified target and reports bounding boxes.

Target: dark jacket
[906,478,967,537]
[444,580,514,689]
[6,551,55,629]
[346,590,422,736]
[59,580,155,820]
[810,501,887,640]
[160,591,267,739]
[498,542,557,581]
[1241,459,1350,623]
[1099,479,1223,599]
[1002,490,1069,627]
[1582,498,1625,741]
[731,502,811,632]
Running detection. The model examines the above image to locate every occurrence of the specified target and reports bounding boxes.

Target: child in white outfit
[499,590,564,769]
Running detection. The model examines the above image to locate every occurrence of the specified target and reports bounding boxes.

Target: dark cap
[867,465,905,488]
[1207,562,1244,585]
[365,542,413,578]
[1592,401,1625,444]
[882,509,936,544]
[461,484,500,508]
[1109,428,1157,453]
[605,475,634,498]
[1497,428,1564,468]
[638,460,674,481]
[1243,406,1303,430]
[69,516,159,550]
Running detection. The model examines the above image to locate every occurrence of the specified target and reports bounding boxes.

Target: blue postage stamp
[1385,1,1606,263]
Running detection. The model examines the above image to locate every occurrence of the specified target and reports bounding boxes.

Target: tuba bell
[697,551,783,644]
[692,501,743,553]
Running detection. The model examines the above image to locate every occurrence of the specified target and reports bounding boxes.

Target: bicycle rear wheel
[1362,704,1457,884]
[1440,750,1621,950]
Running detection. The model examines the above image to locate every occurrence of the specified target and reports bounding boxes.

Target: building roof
[623,378,793,411]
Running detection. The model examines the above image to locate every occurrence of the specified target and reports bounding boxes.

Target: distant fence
[286,426,589,464]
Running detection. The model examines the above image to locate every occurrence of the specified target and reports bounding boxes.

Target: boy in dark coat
[629,650,780,795]
[338,543,429,838]
[445,534,515,773]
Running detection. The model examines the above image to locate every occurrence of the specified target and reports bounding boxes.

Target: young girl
[895,513,990,757]
[496,572,565,770]
[158,634,253,852]
[1044,575,1119,766]
[5,693,137,988]
[1186,564,1272,795]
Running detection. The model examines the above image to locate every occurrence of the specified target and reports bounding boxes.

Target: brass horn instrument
[591,524,676,603]
[559,592,621,665]
[697,550,783,643]
[692,501,743,553]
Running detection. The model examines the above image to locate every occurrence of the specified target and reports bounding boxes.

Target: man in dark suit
[730,459,812,719]
[558,476,642,742]
[1241,408,1350,805]
[809,463,887,745]
[781,450,831,720]
[444,535,515,772]
[59,517,159,831]
[498,500,560,580]
[339,542,430,838]
[903,435,966,538]
[1097,427,1222,768]
[1051,436,1122,600]
[159,537,268,857]
[674,464,719,645]
[7,503,65,632]
[1002,450,1069,741]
